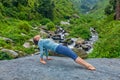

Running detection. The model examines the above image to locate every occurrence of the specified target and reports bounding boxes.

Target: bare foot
[87,65,96,70]
[40,59,46,64]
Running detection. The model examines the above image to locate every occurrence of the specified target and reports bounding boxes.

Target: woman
[33,35,96,70]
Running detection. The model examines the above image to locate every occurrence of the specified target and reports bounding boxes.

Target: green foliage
[69,24,90,39]
[0,39,13,49]
[0,0,41,20]
[53,0,75,21]
[18,21,31,33]
[40,18,51,25]
[88,0,109,20]
[0,3,4,19]
[46,22,55,31]
[0,19,32,44]
[0,18,38,57]
[37,0,55,20]
[89,18,120,58]
[104,0,116,15]
[23,47,36,55]
[68,14,93,39]
[0,0,76,21]
[104,5,113,15]
[70,14,93,24]
[71,0,103,13]
[0,12,3,19]
[17,12,28,20]
[0,0,119,59]
[0,51,14,60]
[0,0,77,60]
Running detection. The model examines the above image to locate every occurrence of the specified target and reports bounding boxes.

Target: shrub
[40,18,51,25]
[0,12,3,19]
[89,20,120,58]
[69,24,90,39]
[0,39,13,49]
[18,12,28,20]
[18,21,31,33]
[0,51,14,60]
[46,22,56,31]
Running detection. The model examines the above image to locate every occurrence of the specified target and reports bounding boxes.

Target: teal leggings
[55,45,78,60]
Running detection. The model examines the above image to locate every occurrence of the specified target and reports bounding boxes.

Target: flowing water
[46,27,98,53]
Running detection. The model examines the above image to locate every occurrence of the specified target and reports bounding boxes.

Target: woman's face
[34,35,40,41]
[37,35,40,41]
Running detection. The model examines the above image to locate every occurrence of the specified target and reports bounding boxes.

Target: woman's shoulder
[44,38,52,40]
[40,38,52,42]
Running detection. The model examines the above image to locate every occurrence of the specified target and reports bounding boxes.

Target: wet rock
[41,26,48,31]
[23,42,31,48]
[60,21,70,25]
[0,47,3,50]
[81,44,92,51]
[72,14,80,18]
[52,35,61,40]
[34,52,40,55]
[15,50,26,57]
[21,33,26,36]
[40,29,48,38]
[75,38,85,44]
[65,38,74,45]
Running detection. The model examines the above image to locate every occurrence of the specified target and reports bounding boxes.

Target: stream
[48,27,98,54]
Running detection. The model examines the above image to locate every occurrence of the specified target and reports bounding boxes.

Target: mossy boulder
[72,48,88,59]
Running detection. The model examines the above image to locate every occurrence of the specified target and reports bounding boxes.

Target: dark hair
[33,38,38,45]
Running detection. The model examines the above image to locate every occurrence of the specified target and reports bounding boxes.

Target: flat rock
[0,55,120,80]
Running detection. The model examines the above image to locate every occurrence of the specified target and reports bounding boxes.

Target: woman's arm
[45,48,48,57]
[38,41,47,64]
[45,48,52,60]
[39,41,44,58]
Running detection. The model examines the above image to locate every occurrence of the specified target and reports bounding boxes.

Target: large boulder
[1,49,18,58]
[0,55,120,80]
[23,38,36,48]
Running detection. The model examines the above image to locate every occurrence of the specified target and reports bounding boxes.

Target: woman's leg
[56,45,96,70]
[55,45,78,60]
[75,57,96,70]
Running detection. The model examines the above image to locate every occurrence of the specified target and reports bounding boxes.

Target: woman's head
[33,35,40,45]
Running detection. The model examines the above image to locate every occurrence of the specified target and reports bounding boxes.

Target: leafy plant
[89,19,120,58]
[0,51,14,60]
[18,21,31,33]
[40,18,51,25]
[46,22,55,31]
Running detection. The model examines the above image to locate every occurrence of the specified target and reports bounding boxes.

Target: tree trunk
[115,0,120,20]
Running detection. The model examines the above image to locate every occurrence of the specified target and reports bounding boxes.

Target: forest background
[0,0,120,59]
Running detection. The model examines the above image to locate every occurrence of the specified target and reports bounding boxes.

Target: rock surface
[0,55,120,80]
